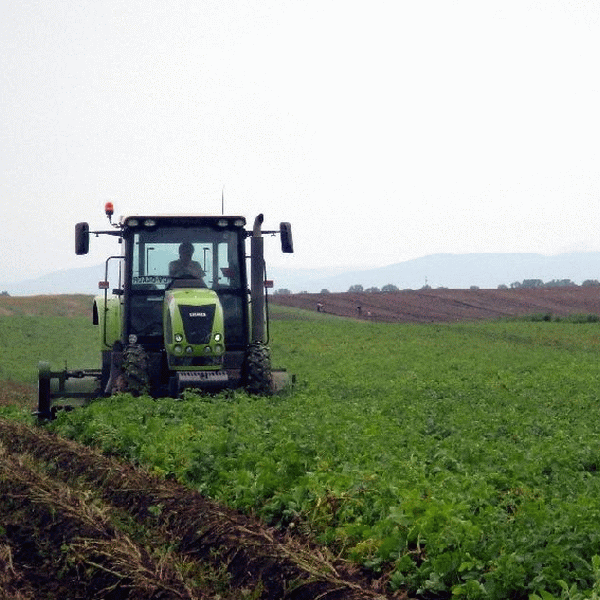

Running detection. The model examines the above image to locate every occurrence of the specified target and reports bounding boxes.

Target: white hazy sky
[1,0,599,283]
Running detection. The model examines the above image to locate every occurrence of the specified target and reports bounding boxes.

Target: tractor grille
[169,355,223,367]
[179,304,216,344]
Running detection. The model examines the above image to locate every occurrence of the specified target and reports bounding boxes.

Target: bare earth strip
[0,446,201,599]
[0,294,92,317]
[0,382,35,409]
[270,287,600,323]
[0,418,396,600]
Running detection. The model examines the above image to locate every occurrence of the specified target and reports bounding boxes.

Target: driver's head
[179,242,194,258]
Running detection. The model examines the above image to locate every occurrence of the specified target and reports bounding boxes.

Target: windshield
[130,227,243,291]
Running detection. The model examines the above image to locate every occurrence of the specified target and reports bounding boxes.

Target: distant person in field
[169,242,204,279]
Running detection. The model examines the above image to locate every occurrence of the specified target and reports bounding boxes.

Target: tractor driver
[169,242,205,280]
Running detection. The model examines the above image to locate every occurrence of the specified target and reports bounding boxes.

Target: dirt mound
[270,287,600,323]
[0,419,396,599]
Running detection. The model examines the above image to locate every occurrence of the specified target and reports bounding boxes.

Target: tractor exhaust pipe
[250,214,265,343]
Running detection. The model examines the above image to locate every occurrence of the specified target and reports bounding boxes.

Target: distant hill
[3,252,600,295]
[0,263,120,296]
[269,252,600,293]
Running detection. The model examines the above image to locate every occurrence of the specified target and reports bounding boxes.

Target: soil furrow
[0,445,206,599]
[271,287,600,323]
[0,544,36,600]
[0,418,392,599]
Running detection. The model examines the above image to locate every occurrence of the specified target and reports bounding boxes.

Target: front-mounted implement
[36,204,293,420]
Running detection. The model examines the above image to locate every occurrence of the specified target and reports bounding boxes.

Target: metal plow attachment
[36,362,103,420]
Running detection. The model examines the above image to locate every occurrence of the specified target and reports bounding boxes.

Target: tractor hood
[163,288,225,369]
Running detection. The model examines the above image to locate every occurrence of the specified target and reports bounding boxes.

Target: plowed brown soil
[0,294,92,317]
[270,287,600,323]
[0,419,397,600]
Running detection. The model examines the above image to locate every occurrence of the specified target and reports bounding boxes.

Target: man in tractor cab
[169,242,205,281]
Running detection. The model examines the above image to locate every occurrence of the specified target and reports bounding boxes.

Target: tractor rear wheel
[119,344,150,396]
[242,342,273,395]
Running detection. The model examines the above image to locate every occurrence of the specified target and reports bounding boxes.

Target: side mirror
[75,222,90,255]
[280,222,293,253]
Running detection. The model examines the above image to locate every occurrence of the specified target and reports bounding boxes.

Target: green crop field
[0,315,98,383]
[3,306,600,598]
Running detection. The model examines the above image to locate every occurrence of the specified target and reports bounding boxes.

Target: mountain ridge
[269,252,600,293]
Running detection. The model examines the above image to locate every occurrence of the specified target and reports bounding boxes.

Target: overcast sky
[1,0,599,284]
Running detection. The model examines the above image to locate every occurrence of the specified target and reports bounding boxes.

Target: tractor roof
[119,215,247,228]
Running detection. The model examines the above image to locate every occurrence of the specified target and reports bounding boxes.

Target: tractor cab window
[130,227,242,291]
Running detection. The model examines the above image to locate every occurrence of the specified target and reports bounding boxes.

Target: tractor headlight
[204,346,212,354]
[174,345,183,355]
[174,333,184,343]
[214,344,223,355]
[214,333,222,342]
[185,346,193,355]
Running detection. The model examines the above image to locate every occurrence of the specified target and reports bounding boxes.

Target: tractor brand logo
[189,312,207,318]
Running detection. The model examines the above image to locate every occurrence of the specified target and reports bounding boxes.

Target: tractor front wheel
[118,344,150,396]
[242,342,273,395]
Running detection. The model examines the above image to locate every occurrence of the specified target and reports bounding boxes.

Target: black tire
[119,344,150,396]
[37,361,53,420]
[242,342,273,395]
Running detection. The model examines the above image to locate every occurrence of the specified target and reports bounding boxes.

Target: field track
[0,419,394,600]
[270,286,600,322]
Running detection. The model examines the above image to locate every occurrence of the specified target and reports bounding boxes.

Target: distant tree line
[506,279,599,289]
[347,284,400,293]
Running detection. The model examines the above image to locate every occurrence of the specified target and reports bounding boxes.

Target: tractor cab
[121,216,248,349]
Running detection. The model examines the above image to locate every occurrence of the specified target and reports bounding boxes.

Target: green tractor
[37,203,293,419]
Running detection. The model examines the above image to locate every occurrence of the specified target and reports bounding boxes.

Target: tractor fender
[94,294,122,351]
